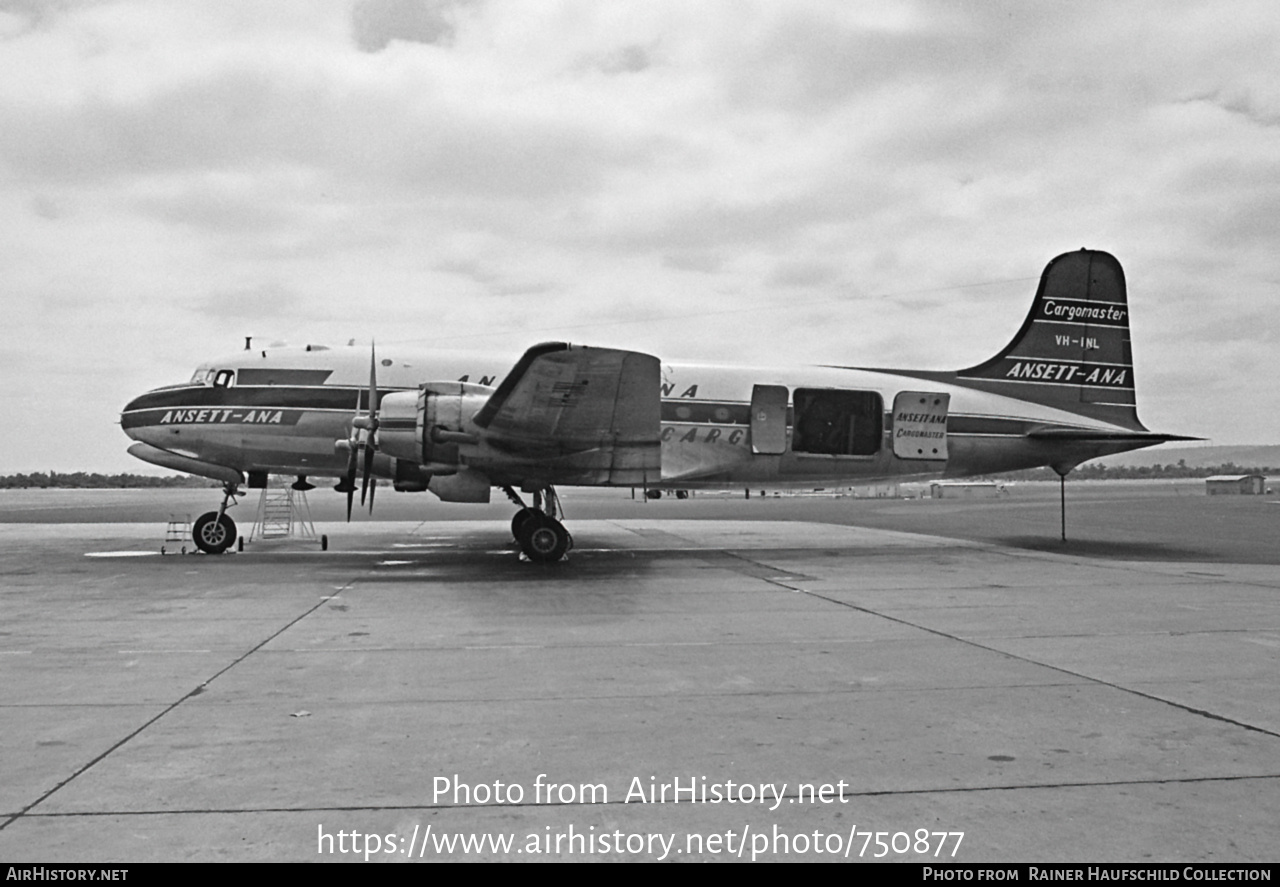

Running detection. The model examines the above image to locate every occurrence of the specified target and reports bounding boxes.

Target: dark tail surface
[953,249,1145,430]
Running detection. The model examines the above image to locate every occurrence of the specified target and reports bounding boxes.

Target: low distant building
[851,482,901,498]
[1204,475,1266,495]
[929,481,1004,499]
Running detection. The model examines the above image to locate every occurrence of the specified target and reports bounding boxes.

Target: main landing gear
[193,481,240,555]
[504,486,572,564]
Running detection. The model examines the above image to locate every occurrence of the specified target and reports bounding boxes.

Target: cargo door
[892,391,950,460]
[749,384,788,454]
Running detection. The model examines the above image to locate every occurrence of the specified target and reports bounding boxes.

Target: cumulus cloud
[0,0,86,32]
[351,0,467,52]
[28,194,61,219]
[196,282,300,320]
[579,43,654,75]
[766,260,841,289]
[1185,88,1280,128]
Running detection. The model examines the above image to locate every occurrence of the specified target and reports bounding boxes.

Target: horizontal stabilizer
[1021,427,1202,473]
[1026,429,1201,444]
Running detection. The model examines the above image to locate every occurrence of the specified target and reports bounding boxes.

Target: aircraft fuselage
[121,343,1150,491]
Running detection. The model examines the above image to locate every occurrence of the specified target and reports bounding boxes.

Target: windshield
[189,367,234,387]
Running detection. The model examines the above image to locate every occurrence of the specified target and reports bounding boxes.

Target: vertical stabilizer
[955,249,1145,430]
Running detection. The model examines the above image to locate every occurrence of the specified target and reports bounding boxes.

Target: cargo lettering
[1042,299,1127,324]
[662,427,745,445]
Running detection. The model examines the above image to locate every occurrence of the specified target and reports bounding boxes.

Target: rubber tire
[511,507,539,541]
[518,514,570,563]
[193,512,236,555]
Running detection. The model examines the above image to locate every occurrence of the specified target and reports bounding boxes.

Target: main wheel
[193,511,236,555]
[518,514,570,563]
[511,507,539,541]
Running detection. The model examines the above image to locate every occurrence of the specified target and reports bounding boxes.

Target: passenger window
[791,389,882,456]
[212,369,235,388]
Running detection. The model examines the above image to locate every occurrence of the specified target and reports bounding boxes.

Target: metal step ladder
[161,513,192,555]
[249,480,320,545]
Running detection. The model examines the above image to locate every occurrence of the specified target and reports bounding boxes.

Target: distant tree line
[991,460,1277,482]
[0,472,215,489]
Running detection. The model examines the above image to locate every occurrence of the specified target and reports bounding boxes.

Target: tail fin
[955,249,1146,431]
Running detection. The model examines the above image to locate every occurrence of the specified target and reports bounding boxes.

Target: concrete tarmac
[1,510,1278,862]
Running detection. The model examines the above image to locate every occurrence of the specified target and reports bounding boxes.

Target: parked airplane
[121,249,1190,561]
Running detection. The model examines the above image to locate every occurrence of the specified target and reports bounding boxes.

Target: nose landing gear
[192,481,240,554]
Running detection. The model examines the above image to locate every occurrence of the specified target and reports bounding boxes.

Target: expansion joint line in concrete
[985,545,1280,592]
[715,550,1280,743]
[0,577,365,833]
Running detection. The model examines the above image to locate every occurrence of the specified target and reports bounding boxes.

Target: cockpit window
[212,369,235,388]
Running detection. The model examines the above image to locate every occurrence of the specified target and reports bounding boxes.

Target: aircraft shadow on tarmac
[994,536,1219,562]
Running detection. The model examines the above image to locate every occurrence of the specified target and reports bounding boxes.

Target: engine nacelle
[377,382,491,471]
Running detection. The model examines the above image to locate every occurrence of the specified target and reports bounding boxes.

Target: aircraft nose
[120,387,171,444]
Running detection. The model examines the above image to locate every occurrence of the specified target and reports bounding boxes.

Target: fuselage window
[791,389,882,456]
[212,369,235,388]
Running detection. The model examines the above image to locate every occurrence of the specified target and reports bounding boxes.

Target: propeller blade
[360,441,375,506]
[359,341,381,512]
[368,340,378,421]
[343,435,359,522]
[342,387,362,521]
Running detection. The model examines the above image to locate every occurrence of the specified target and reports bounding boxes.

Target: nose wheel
[191,480,240,554]
[192,511,237,554]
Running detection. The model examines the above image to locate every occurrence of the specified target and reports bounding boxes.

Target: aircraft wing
[471,343,661,486]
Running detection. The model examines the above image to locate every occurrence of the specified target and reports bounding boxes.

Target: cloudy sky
[2,0,1277,472]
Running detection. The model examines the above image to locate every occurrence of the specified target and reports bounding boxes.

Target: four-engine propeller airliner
[121,249,1191,562]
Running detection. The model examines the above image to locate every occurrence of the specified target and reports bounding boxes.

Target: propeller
[335,343,381,520]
